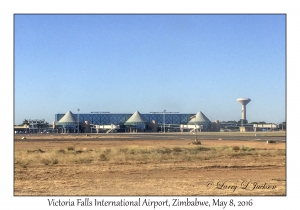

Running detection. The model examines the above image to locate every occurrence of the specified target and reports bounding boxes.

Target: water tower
[237,98,251,124]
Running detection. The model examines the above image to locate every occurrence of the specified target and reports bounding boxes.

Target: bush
[139,148,151,154]
[119,148,128,153]
[57,149,65,154]
[193,146,212,152]
[41,157,58,165]
[103,148,111,155]
[157,148,172,154]
[172,147,182,153]
[27,148,45,153]
[67,146,75,151]
[232,146,240,152]
[241,146,253,152]
[76,149,84,154]
[99,154,108,161]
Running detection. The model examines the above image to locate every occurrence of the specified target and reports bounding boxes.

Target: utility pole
[150,111,179,133]
[195,119,197,141]
[163,110,166,133]
[241,110,244,132]
[77,109,80,134]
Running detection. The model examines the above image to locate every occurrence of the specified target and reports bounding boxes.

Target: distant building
[55,111,213,133]
[27,119,49,133]
[54,111,278,133]
[56,111,79,133]
[14,124,29,133]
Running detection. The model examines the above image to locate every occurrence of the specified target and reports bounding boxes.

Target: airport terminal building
[55,112,193,126]
[54,111,215,133]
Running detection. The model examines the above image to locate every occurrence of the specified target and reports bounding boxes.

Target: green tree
[36,121,50,132]
[22,119,29,126]
[36,122,42,132]
[41,122,50,129]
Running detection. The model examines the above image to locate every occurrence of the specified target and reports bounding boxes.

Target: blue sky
[14,14,286,124]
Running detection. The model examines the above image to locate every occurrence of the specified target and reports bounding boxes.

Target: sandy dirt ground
[14,136,286,196]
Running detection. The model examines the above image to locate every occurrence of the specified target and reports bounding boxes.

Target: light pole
[241,110,244,132]
[77,109,80,134]
[150,110,179,133]
[195,120,197,141]
[163,110,166,133]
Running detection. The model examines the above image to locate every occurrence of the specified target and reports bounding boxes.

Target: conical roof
[56,111,77,125]
[124,111,148,125]
[188,111,211,125]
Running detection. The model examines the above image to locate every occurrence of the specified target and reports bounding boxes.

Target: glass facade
[55,113,196,125]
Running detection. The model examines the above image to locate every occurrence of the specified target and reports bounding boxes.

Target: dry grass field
[14,134,286,196]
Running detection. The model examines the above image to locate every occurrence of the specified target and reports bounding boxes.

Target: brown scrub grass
[14,144,285,167]
[14,138,286,196]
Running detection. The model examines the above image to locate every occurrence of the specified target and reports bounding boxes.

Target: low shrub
[241,146,253,152]
[119,148,128,153]
[103,148,111,155]
[157,148,172,154]
[172,147,182,152]
[76,149,84,154]
[57,149,65,154]
[67,146,75,151]
[27,148,45,153]
[99,153,108,161]
[41,157,59,165]
[232,146,240,152]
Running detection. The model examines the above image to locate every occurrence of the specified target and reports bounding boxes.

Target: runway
[14,132,286,142]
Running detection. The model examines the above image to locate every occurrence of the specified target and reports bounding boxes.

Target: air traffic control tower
[237,98,251,125]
